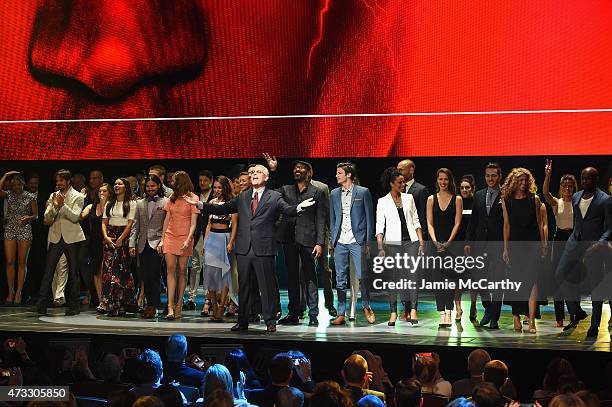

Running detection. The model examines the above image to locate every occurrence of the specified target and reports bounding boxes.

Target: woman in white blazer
[376,168,425,326]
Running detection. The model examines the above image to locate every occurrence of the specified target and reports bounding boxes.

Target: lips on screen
[0,1,611,159]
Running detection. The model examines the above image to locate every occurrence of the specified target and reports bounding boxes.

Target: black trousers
[139,243,162,309]
[38,237,81,309]
[479,257,504,322]
[237,247,279,327]
[551,228,572,321]
[283,243,319,317]
[78,240,92,292]
[555,241,592,317]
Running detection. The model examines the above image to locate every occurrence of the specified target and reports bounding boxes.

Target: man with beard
[276,161,327,327]
[35,169,85,316]
[129,175,168,318]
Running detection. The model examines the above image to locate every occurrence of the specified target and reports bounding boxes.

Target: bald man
[555,167,612,338]
[398,159,429,240]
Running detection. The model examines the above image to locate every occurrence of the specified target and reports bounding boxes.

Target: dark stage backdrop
[1,1,612,159]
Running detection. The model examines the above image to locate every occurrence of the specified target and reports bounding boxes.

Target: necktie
[146,196,158,202]
[486,190,493,214]
[251,191,259,215]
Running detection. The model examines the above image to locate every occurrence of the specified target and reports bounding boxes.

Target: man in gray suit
[36,169,85,316]
[329,162,375,325]
[129,175,168,318]
[190,164,314,332]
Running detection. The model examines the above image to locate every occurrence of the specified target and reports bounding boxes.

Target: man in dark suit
[246,353,294,407]
[276,160,327,327]
[163,334,204,388]
[329,162,375,325]
[191,164,314,332]
[465,163,505,329]
[555,167,612,338]
[398,159,429,239]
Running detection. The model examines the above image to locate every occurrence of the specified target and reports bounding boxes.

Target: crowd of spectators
[1,335,610,407]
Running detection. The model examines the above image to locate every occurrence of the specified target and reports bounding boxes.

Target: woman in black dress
[427,168,463,328]
[502,168,545,333]
[455,174,477,321]
[80,183,112,311]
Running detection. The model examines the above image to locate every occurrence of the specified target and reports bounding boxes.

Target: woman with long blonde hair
[501,167,545,333]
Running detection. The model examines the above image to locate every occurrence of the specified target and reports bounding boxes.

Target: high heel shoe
[225,301,237,317]
[528,321,537,334]
[409,310,419,325]
[201,298,211,317]
[469,302,477,322]
[174,303,183,319]
[445,310,453,327]
[438,312,447,328]
[14,291,23,306]
[513,316,522,332]
[210,302,223,322]
[388,312,397,326]
[165,304,176,320]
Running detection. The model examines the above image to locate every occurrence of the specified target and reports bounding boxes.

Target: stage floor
[2,291,610,352]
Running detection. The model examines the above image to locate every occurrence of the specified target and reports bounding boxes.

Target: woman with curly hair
[101,178,137,316]
[202,175,237,321]
[159,171,200,320]
[501,167,545,333]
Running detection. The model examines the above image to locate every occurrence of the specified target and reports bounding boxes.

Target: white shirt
[405,178,415,192]
[103,200,136,226]
[146,198,159,219]
[200,190,211,203]
[555,199,573,229]
[252,186,265,198]
[338,186,357,244]
[579,195,593,219]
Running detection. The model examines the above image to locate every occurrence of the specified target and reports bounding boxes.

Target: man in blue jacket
[329,162,375,325]
[555,167,612,338]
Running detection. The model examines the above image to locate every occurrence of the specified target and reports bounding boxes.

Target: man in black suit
[276,160,327,327]
[398,159,429,240]
[246,353,294,407]
[555,167,612,338]
[191,164,314,332]
[465,163,505,329]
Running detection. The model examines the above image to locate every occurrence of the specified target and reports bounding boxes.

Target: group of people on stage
[0,157,610,336]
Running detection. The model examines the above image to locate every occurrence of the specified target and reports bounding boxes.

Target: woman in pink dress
[159,171,200,320]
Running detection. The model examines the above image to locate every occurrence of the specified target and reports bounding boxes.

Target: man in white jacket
[35,169,85,316]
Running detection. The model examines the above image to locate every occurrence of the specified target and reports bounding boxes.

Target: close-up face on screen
[0,0,611,159]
